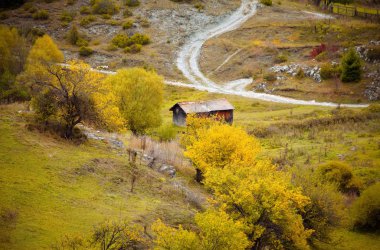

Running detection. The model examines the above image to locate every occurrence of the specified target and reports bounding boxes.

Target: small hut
[169,99,234,126]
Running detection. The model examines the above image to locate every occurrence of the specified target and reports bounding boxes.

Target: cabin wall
[172,108,234,126]
[210,110,233,124]
[173,107,187,126]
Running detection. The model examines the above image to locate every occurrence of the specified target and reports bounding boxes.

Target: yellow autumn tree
[105,68,164,135]
[184,122,313,249]
[152,209,250,250]
[21,35,123,137]
[0,25,29,102]
[184,121,261,182]
[180,114,223,148]
[204,161,313,249]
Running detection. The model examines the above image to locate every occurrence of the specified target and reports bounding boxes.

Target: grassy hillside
[0,104,199,249]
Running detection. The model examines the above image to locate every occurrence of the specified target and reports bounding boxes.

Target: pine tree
[340,48,362,83]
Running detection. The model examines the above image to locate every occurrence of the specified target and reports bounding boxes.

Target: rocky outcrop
[270,64,321,83]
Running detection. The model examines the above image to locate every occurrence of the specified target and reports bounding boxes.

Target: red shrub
[310,43,327,58]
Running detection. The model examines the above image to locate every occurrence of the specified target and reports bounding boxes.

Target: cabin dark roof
[169,99,234,114]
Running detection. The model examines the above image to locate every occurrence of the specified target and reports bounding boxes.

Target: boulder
[158,164,176,178]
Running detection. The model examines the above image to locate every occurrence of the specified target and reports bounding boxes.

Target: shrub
[67,25,80,45]
[310,44,326,58]
[340,48,362,83]
[315,51,327,61]
[60,11,75,23]
[123,8,133,17]
[31,90,57,122]
[76,38,89,47]
[30,27,45,37]
[320,63,340,80]
[108,20,119,26]
[80,6,91,14]
[112,34,129,48]
[140,18,150,27]
[92,0,118,15]
[194,3,205,11]
[112,33,149,49]
[296,68,305,79]
[366,104,380,113]
[351,182,380,231]
[125,0,140,7]
[91,220,146,249]
[367,46,380,62]
[275,53,287,63]
[79,46,93,56]
[264,72,276,82]
[106,44,118,51]
[32,10,49,20]
[124,44,142,53]
[317,161,362,195]
[156,124,177,142]
[80,15,96,26]
[291,166,345,242]
[129,33,150,45]
[102,14,111,19]
[122,20,134,29]
[260,0,272,6]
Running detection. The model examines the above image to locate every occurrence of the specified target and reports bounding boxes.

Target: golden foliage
[22,35,124,136]
[184,122,261,173]
[204,160,313,249]
[152,220,200,250]
[183,120,312,249]
[152,209,250,250]
[0,25,27,75]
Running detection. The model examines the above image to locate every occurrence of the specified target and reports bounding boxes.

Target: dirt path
[171,0,367,108]
[70,1,367,108]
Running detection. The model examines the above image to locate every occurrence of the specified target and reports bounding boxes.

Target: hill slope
[0,104,201,249]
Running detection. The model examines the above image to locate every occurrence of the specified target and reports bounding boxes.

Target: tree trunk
[195,168,204,183]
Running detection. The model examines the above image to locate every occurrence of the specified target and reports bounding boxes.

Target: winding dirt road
[171,0,368,108]
[89,1,367,108]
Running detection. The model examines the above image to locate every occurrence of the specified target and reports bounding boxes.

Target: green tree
[105,68,164,135]
[91,0,118,15]
[291,166,346,243]
[351,182,380,231]
[152,210,250,250]
[340,48,362,83]
[317,161,362,195]
[67,25,80,45]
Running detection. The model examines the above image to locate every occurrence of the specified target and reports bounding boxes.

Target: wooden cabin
[169,99,234,126]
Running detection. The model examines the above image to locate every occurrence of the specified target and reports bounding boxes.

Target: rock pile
[356,40,380,63]
[270,64,321,82]
[364,71,380,101]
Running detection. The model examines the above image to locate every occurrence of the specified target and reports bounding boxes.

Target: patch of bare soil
[0,0,240,79]
[200,3,380,103]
